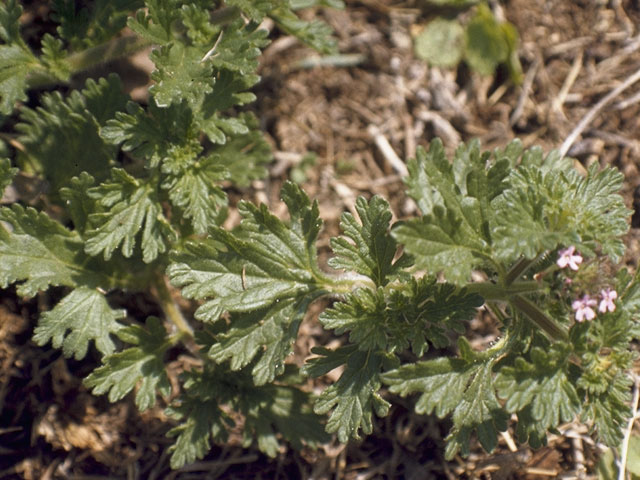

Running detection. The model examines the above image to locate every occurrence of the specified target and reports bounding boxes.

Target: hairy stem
[323,272,377,294]
[505,256,537,285]
[464,280,540,299]
[153,276,194,339]
[510,294,568,341]
[27,35,153,89]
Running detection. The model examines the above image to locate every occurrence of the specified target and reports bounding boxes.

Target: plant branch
[323,272,377,294]
[27,35,153,89]
[505,256,538,285]
[510,294,568,341]
[465,280,540,299]
[153,276,194,339]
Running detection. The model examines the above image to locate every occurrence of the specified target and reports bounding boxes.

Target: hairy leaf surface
[393,139,506,283]
[495,347,581,445]
[493,162,629,261]
[0,44,38,115]
[382,343,507,458]
[17,75,128,193]
[33,286,126,359]
[329,195,407,286]
[320,279,482,355]
[84,316,171,410]
[0,157,17,193]
[306,346,392,442]
[168,182,327,322]
[208,297,321,385]
[85,168,176,263]
[0,204,111,296]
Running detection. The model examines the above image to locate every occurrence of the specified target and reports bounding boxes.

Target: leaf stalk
[27,35,153,89]
[464,280,540,299]
[153,276,194,339]
[509,294,568,341]
[505,256,537,285]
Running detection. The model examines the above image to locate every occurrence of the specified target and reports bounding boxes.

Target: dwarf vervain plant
[1,0,639,471]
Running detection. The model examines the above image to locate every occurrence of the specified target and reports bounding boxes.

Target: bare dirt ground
[2,1,640,478]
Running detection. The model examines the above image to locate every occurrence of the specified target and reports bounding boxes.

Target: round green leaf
[463,5,509,75]
[414,18,464,68]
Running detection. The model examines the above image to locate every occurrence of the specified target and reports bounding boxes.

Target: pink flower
[572,294,597,322]
[557,246,583,271]
[598,288,617,313]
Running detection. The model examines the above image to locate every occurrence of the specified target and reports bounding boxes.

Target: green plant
[414,1,523,83]
[1,0,639,471]
[0,0,341,468]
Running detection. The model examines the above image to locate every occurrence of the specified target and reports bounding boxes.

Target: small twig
[350,174,401,190]
[367,125,408,177]
[559,65,640,157]
[403,114,416,160]
[415,110,461,147]
[618,373,640,480]
[551,51,583,118]
[614,89,640,110]
[330,178,358,216]
[500,430,517,452]
[201,30,224,63]
[510,57,539,126]
[271,151,304,177]
[524,467,558,476]
[292,53,366,70]
[571,435,586,480]
[546,37,592,57]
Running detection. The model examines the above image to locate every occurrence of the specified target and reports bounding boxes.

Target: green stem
[505,256,538,285]
[321,272,377,294]
[153,276,194,339]
[210,6,241,25]
[464,280,540,300]
[510,294,568,341]
[27,35,153,89]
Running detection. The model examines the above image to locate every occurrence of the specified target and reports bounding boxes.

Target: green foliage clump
[414,2,523,82]
[0,0,638,472]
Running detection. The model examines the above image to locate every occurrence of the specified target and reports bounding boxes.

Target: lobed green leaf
[84,316,171,410]
[0,44,38,115]
[16,74,128,193]
[495,347,581,444]
[329,195,407,286]
[0,157,17,193]
[33,286,126,359]
[208,297,319,385]
[382,346,507,458]
[0,204,111,297]
[168,181,326,322]
[85,168,176,263]
[307,346,391,442]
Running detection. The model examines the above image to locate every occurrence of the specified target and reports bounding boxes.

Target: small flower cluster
[557,246,617,322]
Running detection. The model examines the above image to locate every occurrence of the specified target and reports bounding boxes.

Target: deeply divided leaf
[168,182,327,322]
[84,316,171,410]
[320,278,483,355]
[16,74,129,193]
[305,346,392,442]
[329,195,407,286]
[0,204,112,296]
[382,353,507,458]
[208,297,319,385]
[33,286,126,359]
[393,139,502,283]
[85,168,176,263]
